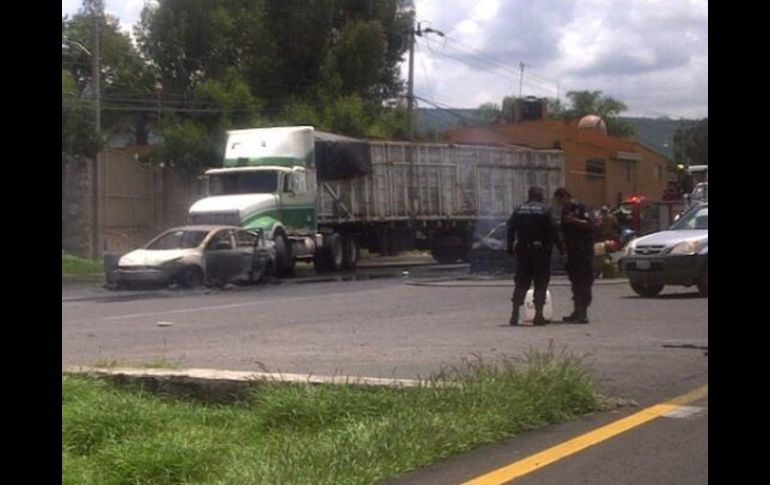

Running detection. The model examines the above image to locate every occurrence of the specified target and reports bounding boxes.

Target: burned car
[469,222,563,275]
[469,222,516,274]
[106,225,275,289]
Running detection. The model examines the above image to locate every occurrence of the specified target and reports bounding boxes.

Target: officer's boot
[575,304,590,324]
[509,304,521,326]
[533,303,549,326]
[562,303,579,322]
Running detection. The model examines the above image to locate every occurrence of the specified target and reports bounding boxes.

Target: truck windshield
[209,171,278,195]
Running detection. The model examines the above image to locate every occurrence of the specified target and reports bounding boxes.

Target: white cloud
[63,0,707,119]
[410,0,708,118]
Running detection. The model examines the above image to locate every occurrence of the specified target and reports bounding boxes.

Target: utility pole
[89,0,104,260]
[519,62,525,97]
[406,22,444,140]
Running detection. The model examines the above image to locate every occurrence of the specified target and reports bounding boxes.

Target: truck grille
[189,211,241,226]
[634,245,666,255]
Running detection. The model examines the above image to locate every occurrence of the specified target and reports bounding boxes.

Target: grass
[62,250,104,278]
[63,348,601,485]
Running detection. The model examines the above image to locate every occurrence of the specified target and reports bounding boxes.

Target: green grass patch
[62,250,104,277]
[63,348,601,484]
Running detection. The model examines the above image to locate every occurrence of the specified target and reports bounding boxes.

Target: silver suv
[619,203,708,297]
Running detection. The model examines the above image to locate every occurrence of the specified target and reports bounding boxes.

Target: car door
[204,229,243,285]
[235,230,262,282]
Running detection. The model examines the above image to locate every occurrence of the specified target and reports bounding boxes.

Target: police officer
[553,188,596,323]
[506,186,564,326]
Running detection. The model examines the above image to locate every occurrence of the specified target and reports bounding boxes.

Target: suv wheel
[696,263,708,297]
[630,281,664,297]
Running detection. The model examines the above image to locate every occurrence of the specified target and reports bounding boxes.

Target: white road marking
[663,405,706,419]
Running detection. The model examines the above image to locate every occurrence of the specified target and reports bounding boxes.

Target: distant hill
[416,108,696,160]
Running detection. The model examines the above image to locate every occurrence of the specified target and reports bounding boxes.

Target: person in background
[597,205,619,243]
[506,186,564,326]
[553,188,596,324]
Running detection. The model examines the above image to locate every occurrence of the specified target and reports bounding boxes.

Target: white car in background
[619,203,708,297]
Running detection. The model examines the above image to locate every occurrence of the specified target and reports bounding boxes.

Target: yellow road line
[462,384,708,485]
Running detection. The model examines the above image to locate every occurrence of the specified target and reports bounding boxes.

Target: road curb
[63,366,428,402]
[406,277,629,288]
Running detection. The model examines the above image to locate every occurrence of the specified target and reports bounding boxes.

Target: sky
[62,0,708,119]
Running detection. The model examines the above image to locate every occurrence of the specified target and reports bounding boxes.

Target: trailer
[189,126,564,274]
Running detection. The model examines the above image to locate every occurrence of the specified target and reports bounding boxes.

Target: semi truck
[188,126,564,275]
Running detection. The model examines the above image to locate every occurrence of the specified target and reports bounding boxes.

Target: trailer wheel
[342,234,360,270]
[313,251,330,273]
[326,232,344,271]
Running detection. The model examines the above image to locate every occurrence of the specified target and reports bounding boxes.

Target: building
[443,108,669,208]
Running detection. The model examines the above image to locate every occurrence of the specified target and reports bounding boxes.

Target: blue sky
[62,0,707,119]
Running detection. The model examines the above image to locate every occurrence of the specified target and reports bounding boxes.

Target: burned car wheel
[177,266,203,289]
[250,261,273,284]
[629,281,663,297]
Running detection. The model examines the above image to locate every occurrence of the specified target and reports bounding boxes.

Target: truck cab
[188,127,321,275]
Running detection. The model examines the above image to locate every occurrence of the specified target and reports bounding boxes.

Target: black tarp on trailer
[314,131,372,181]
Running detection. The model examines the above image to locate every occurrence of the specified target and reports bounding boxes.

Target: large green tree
[131,0,414,168]
[62,6,156,147]
[673,117,708,166]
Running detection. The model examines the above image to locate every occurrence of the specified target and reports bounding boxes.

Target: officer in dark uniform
[506,186,564,326]
[553,188,596,323]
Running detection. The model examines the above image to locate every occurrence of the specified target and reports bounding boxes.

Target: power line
[423,40,559,98]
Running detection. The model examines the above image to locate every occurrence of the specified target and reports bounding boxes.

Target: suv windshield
[669,205,708,231]
[146,230,208,250]
[209,171,278,195]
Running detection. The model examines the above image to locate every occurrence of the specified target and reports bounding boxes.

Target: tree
[62,8,156,145]
[136,0,274,100]
[62,70,102,160]
[562,90,635,137]
[133,0,413,155]
[477,102,502,123]
[673,117,708,166]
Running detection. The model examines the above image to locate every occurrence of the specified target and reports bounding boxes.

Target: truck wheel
[342,234,360,270]
[177,266,203,289]
[274,230,294,276]
[313,251,330,273]
[696,263,708,297]
[630,281,663,297]
[326,232,344,271]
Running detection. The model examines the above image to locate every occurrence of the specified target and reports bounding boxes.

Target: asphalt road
[62,265,708,484]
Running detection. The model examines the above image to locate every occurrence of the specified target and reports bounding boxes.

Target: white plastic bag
[522,289,553,324]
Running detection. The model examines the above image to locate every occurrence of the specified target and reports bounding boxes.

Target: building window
[586,159,605,180]
[654,165,662,181]
[626,162,633,181]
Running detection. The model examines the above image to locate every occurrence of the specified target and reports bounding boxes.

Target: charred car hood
[119,249,199,268]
